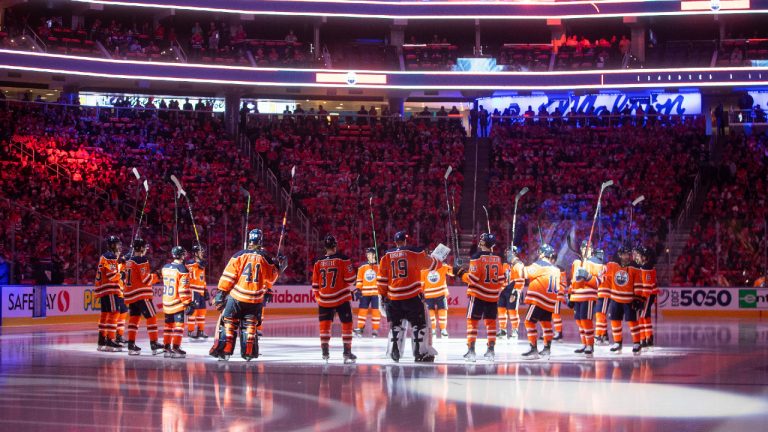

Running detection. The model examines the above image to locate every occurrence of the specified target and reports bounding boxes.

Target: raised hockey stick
[482,205,491,234]
[130,168,142,241]
[451,192,462,265]
[510,187,529,251]
[134,179,150,241]
[443,166,455,253]
[628,195,645,245]
[239,186,251,249]
[369,195,379,262]
[586,180,614,253]
[276,165,296,257]
[171,175,202,251]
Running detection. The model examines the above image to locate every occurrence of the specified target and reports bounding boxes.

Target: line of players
[94,226,657,363]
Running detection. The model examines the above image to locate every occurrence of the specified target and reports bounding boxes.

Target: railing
[172,40,188,63]
[727,109,768,125]
[23,25,47,52]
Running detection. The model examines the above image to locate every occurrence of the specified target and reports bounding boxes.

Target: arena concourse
[1,1,767,431]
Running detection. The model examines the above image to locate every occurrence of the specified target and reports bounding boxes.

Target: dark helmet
[394,231,407,242]
[365,247,377,255]
[539,243,556,259]
[593,248,605,261]
[634,245,650,257]
[479,233,497,248]
[171,246,186,259]
[617,244,632,255]
[505,246,519,263]
[248,228,263,246]
[132,238,147,250]
[323,234,337,249]
[191,244,206,254]
[106,235,121,246]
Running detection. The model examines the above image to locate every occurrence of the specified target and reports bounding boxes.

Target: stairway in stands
[456,137,491,259]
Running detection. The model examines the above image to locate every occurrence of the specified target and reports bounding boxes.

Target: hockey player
[312,235,359,362]
[634,246,657,350]
[569,241,606,358]
[498,247,524,339]
[594,247,611,345]
[421,253,453,338]
[521,244,562,360]
[606,245,643,355]
[161,246,192,358]
[122,239,163,355]
[95,235,124,352]
[186,245,209,339]
[551,265,568,341]
[461,233,505,362]
[354,247,381,337]
[212,229,284,361]
[377,231,439,363]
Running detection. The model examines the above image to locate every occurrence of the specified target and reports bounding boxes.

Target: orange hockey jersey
[523,259,562,312]
[637,265,657,297]
[377,247,437,301]
[161,262,191,314]
[356,263,379,297]
[122,255,158,304]
[186,260,207,296]
[312,253,357,308]
[95,252,122,298]
[421,262,453,299]
[503,260,525,291]
[462,251,506,302]
[569,258,605,302]
[605,261,640,304]
[218,249,279,304]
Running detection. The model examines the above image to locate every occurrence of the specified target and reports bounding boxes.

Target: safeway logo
[57,290,70,312]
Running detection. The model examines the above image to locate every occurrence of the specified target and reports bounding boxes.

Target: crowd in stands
[716,39,768,67]
[552,34,630,70]
[673,131,768,287]
[487,116,707,263]
[244,107,467,269]
[0,101,308,285]
[403,34,460,71]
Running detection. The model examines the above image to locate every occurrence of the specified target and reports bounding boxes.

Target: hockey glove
[203,289,211,301]
[277,254,288,273]
[452,264,469,278]
[566,295,575,309]
[509,289,518,303]
[214,291,228,311]
[631,297,645,311]
[264,290,274,304]
[352,289,363,301]
[185,303,196,316]
[575,267,592,282]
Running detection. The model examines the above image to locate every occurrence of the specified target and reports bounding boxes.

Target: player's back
[377,247,436,300]
[524,260,561,312]
[463,251,505,302]
[219,249,278,304]
[312,253,356,308]
[123,255,155,304]
[639,265,657,297]
[162,262,190,314]
[504,260,525,290]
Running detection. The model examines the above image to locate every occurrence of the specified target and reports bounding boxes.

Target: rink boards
[2,284,768,325]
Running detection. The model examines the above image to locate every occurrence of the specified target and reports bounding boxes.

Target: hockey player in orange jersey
[186,245,209,339]
[594,247,611,345]
[377,231,439,363]
[521,244,562,360]
[498,246,524,339]
[461,233,505,362]
[551,266,568,341]
[354,247,381,338]
[312,235,359,363]
[568,240,606,358]
[122,238,163,356]
[421,252,453,338]
[213,229,284,361]
[95,235,124,352]
[606,245,644,355]
[633,246,657,350]
[161,246,192,358]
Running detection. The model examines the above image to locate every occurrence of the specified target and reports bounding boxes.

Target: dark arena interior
[1,1,768,431]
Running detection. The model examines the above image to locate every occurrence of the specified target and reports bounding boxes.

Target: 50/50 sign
[660,288,734,310]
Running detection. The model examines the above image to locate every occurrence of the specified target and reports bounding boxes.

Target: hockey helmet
[248,229,263,246]
[505,246,519,263]
[394,231,407,242]
[191,244,206,255]
[324,234,338,249]
[365,247,377,255]
[593,248,605,261]
[132,238,147,250]
[106,235,121,246]
[479,232,497,248]
[171,246,186,259]
[617,244,632,255]
[539,243,556,259]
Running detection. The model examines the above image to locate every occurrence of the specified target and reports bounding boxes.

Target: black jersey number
[319,268,338,288]
[484,264,500,284]
[390,259,408,279]
[242,263,261,284]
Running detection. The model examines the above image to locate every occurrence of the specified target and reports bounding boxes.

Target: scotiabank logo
[57,290,70,312]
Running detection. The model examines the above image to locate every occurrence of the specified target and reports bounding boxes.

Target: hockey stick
[451,191,462,265]
[134,179,150,241]
[628,195,645,245]
[276,165,296,257]
[482,205,491,234]
[586,180,614,253]
[510,187,529,251]
[130,168,142,242]
[170,175,202,251]
[368,195,379,262]
[443,166,455,252]
[239,186,251,249]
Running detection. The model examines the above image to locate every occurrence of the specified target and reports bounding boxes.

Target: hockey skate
[596,334,609,345]
[321,344,330,362]
[463,345,477,363]
[483,345,495,362]
[343,349,357,364]
[441,329,449,338]
[163,344,173,358]
[538,343,552,359]
[353,328,363,338]
[498,329,507,338]
[574,345,587,354]
[115,335,126,346]
[632,343,642,356]
[610,342,623,353]
[371,331,378,338]
[188,330,199,339]
[584,345,594,359]
[646,335,655,351]
[521,344,540,360]
[150,341,165,355]
[171,346,186,359]
[415,353,435,363]
[97,334,107,352]
[127,342,141,356]
[105,339,123,352]
[510,329,519,339]
[390,343,401,363]
[552,331,563,341]
[196,329,209,339]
